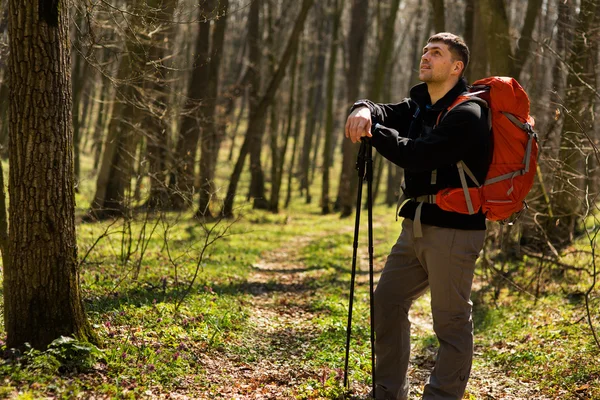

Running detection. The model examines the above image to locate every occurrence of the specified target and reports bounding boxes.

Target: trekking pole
[343,139,366,390]
[343,138,376,398]
[365,138,376,398]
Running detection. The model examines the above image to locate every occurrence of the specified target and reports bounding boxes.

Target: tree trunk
[467,0,488,80]
[510,0,543,79]
[6,0,96,349]
[285,39,306,209]
[429,0,445,33]
[269,36,300,213]
[408,4,426,87]
[71,10,89,192]
[367,0,401,206]
[143,0,178,210]
[337,0,368,217]
[92,79,111,172]
[170,1,214,210]
[0,74,9,157]
[221,0,315,218]
[549,0,599,247]
[88,2,154,220]
[196,0,229,218]
[479,0,513,76]
[463,0,474,56]
[300,3,328,204]
[247,0,266,209]
[321,0,343,214]
[0,159,8,269]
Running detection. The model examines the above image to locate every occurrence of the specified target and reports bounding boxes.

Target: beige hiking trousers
[373,219,485,400]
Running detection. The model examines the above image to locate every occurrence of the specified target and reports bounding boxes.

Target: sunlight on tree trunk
[6,0,96,349]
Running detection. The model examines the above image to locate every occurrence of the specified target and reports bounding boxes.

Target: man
[345,33,491,399]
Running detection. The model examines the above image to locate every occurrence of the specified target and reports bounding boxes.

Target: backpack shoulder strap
[436,92,490,127]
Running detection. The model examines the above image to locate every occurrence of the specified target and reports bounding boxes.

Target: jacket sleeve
[370,101,488,171]
[350,98,415,136]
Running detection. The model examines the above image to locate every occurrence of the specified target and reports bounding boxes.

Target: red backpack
[433,77,538,222]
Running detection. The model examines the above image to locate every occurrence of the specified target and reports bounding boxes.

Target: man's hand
[345,106,373,143]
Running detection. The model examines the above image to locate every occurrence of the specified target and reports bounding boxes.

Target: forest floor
[0,204,598,399]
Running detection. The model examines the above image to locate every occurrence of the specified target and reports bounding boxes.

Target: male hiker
[344,33,491,399]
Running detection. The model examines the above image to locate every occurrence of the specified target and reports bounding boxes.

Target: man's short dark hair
[428,32,470,76]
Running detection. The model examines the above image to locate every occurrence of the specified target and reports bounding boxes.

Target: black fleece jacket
[352,78,491,230]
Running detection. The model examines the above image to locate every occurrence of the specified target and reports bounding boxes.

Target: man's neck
[427,77,460,105]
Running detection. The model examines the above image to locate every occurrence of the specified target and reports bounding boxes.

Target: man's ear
[453,60,464,76]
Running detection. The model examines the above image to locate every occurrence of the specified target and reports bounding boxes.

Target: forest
[0,0,599,398]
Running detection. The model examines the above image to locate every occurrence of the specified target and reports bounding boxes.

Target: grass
[0,197,598,398]
[0,148,598,398]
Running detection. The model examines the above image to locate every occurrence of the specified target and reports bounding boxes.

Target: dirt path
[200,236,328,398]
[199,234,548,399]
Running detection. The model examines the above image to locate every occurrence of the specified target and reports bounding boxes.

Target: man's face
[419,42,462,84]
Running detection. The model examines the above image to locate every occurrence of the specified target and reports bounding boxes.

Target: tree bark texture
[6,0,95,349]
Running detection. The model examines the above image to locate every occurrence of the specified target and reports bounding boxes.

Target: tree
[170,1,216,210]
[337,0,368,217]
[479,0,512,76]
[221,0,315,218]
[321,0,344,214]
[548,0,600,246]
[5,0,95,349]
[196,0,229,218]
[430,0,445,33]
[141,0,178,209]
[88,2,149,219]
[299,3,329,205]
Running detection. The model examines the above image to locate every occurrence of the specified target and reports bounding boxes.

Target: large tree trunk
[170,1,214,210]
[548,0,599,247]
[196,0,229,218]
[337,0,368,217]
[6,0,95,349]
[221,0,315,218]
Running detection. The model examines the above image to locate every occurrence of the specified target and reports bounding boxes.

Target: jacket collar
[409,77,468,112]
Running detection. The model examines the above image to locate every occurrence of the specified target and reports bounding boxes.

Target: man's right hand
[345,107,372,143]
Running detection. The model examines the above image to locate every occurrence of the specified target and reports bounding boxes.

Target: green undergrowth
[0,199,597,398]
